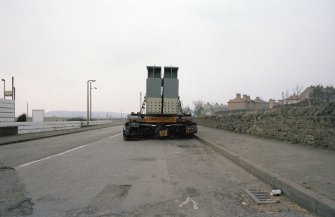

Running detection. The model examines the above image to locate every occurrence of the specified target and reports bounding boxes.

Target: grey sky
[1,0,334,115]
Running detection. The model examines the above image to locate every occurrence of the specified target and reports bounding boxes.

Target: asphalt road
[0,126,315,217]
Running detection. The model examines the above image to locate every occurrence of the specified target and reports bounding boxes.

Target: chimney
[256,97,260,100]
[243,94,247,99]
[236,93,241,98]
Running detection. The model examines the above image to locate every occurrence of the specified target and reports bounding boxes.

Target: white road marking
[17,133,122,168]
[107,133,122,139]
[179,197,199,209]
[16,145,87,168]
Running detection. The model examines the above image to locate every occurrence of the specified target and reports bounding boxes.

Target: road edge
[195,134,335,217]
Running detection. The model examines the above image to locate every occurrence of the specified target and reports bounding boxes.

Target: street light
[90,85,97,120]
[87,80,96,126]
[1,79,5,99]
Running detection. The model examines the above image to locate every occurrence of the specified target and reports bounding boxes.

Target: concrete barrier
[0,119,125,136]
[0,122,81,134]
[18,122,81,134]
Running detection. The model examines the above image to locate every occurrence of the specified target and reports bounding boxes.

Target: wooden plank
[18,124,79,130]
[0,108,14,113]
[18,125,79,134]
[0,117,15,122]
[0,122,19,127]
[0,98,14,104]
[0,103,15,109]
[0,113,15,118]
[0,126,18,136]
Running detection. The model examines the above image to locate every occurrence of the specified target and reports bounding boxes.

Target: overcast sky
[1,0,334,115]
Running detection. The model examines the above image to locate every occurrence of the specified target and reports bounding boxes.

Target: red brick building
[227,94,251,110]
[228,94,267,110]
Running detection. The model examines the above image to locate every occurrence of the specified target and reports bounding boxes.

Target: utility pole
[87,81,89,125]
[90,85,97,121]
[12,77,15,118]
[140,92,142,111]
[1,79,5,99]
[12,77,14,100]
[90,82,92,120]
[87,80,95,126]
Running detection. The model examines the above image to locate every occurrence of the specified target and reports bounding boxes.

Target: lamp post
[1,79,5,99]
[87,80,96,126]
[140,92,142,111]
[12,76,14,100]
[90,85,97,120]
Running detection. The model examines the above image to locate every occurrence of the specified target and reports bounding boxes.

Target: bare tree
[292,84,304,96]
[285,89,290,99]
[193,100,204,116]
[183,105,192,114]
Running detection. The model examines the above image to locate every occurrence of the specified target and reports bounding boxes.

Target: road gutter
[195,134,335,217]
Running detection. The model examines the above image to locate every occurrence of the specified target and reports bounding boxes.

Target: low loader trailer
[123,66,197,140]
[123,114,197,139]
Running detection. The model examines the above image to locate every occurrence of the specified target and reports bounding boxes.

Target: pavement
[195,125,335,217]
[0,123,123,146]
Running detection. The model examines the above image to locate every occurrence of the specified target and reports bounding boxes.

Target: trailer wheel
[123,129,129,141]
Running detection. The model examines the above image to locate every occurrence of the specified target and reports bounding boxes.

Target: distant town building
[268,99,281,109]
[282,94,302,105]
[228,94,251,110]
[282,85,335,105]
[228,93,268,111]
[201,102,228,115]
[250,97,268,110]
[300,85,335,102]
[213,103,228,112]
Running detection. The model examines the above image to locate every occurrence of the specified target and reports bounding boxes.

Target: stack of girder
[163,66,179,114]
[145,66,179,115]
[146,66,162,114]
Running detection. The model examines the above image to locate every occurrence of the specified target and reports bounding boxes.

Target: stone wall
[194,102,335,150]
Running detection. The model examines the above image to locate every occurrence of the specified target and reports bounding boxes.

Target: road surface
[0,126,314,217]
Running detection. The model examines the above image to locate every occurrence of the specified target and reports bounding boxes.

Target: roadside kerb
[0,123,124,146]
[195,134,335,217]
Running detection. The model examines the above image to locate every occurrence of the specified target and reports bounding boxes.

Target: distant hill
[45,111,123,119]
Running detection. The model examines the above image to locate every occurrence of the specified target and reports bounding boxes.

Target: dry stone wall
[194,102,335,150]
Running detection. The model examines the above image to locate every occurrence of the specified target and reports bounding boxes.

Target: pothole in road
[69,184,133,217]
[6,198,34,215]
[0,161,34,217]
[185,187,200,197]
[119,185,132,196]
[177,144,196,148]
[0,166,15,170]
